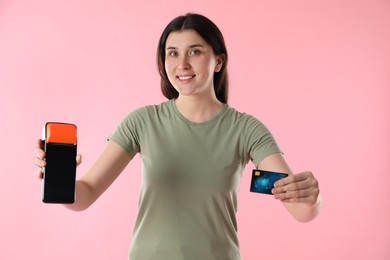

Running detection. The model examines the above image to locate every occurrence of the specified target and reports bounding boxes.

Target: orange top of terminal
[46,123,77,145]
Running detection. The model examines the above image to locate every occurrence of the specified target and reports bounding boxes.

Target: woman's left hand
[272,171,320,205]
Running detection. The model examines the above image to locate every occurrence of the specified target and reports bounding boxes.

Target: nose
[177,55,190,70]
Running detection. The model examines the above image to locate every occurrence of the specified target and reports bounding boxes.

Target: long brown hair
[157,13,229,103]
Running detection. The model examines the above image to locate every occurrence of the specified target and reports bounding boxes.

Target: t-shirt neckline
[170,99,229,126]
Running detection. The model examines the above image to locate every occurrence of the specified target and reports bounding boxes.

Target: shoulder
[224,105,272,135]
[225,105,263,125]
[123,100,172,121]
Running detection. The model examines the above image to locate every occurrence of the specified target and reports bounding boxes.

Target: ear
[214,54,226,73]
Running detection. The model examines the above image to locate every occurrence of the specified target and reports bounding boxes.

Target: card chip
[255,170,260,176]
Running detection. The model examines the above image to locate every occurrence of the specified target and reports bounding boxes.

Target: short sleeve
[244,116,282,167]
[108,108,146,159]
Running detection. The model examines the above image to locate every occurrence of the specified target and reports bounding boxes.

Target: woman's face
[164,29,223,99]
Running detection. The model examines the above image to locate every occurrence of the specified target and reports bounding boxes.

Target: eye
[167,51,177,57]
[190,49,201,56]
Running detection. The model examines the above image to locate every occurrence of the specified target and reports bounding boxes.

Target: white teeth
[178,76,193,80]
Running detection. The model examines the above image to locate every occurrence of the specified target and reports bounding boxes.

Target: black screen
[43,143,77,203]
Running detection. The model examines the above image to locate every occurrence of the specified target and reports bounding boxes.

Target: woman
[34,13,321,260]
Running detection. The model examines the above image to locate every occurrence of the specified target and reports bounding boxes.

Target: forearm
[284,193,322,223]
[63,180,95,211]
[63,141,131,211]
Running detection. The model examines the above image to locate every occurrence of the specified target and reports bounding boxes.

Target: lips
[177,75,195,81]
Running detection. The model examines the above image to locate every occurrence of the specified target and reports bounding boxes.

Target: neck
[175,95,224,123]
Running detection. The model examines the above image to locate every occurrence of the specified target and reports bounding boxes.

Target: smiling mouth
[177,75,195,81]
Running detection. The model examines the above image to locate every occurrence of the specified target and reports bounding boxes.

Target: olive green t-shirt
[109,99,281,260]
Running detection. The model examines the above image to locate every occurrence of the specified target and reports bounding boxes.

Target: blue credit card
[250,169,288,195]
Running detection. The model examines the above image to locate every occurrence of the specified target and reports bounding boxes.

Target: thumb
[76,154,82,166]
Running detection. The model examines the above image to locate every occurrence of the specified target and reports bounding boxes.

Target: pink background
[1,0,389,259]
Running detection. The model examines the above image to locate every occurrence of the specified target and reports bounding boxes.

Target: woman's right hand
[35,140,130,211]
[33,139,82,179]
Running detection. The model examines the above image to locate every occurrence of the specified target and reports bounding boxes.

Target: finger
[273,178,312,194]
[279,195,317,204]
[33,156,46,168]
[278,189,319,204]
[34,139,45,159]
[36,168,43,179]
[76,154,82,166]
[274,171,313,188]
[34,147,45,159]
[274,187,313,200]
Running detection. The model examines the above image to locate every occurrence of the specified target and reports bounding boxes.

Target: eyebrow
[166,44,205,51]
